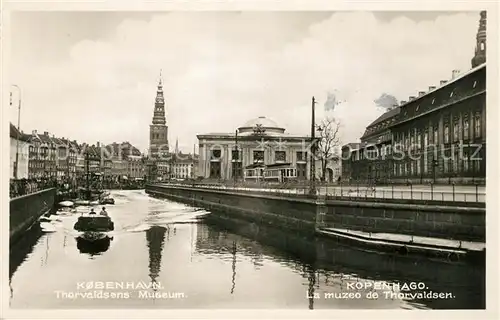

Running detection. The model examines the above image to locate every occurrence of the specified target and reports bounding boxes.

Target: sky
[8,11,481,154]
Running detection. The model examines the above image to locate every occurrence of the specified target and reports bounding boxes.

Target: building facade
[127,155,146,179]
[10,123,30,179]
[341,11,487,185]
[197,116,312,182]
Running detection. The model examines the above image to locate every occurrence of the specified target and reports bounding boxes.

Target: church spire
[152,70,166,126]
[471,11,486,68]
[175,137,179,154]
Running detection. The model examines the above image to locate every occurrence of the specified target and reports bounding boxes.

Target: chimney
[32,130,37,135]
[418,91,425,97]
[429,86,436,91]
[452,70,460,79]
[44,131,49,136]
[97,142,100,147]
[400,100,407,105]
[409,96,416,101]
[440,80,448,85]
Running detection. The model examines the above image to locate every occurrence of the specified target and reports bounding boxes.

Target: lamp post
[11,85,21,179]
[309,96,317,195]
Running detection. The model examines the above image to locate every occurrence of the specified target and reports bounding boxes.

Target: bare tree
[316,117,341,182]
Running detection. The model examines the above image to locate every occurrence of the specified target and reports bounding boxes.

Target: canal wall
[10,188,56,245]
[146,184,320,236]
[322,200,485,242]
[145,184,485,242]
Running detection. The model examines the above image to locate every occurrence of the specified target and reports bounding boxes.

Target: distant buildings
[9,126,146,184]
[341,11,486,185]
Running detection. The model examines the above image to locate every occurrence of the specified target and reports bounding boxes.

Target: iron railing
[151,181,486,203]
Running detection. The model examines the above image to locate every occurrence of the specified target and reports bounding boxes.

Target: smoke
[374,93,398,110]
[324,90,346,112]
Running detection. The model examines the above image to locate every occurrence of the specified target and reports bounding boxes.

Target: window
[473,81,477,88]
[453,151,459,173]
[463,119,469,140]
[480,42,485,50]
[416,105,419,111]
[211,149,221,160]
[424,131,428,148]
[444,124,450,143]
[434,127,438,145]
[423,154,428,174]
[453,121,459,142]
[296,151,307,162]
[444,158,449,173]
[417,158,421,175]
[232,149,240,161]
[463,154,469,172]
[432,98,435,104]
[474,158,481,172]
[275,151,286,162]
[450,90,454,98]
[474,113,481,138]
[253,150,264,163]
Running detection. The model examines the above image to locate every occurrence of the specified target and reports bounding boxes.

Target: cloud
[10,11,480,151]
[374,93,399,110]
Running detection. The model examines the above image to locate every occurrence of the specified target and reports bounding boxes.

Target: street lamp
[10,84,21,179]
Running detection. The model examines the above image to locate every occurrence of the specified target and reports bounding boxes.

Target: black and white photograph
[2,1,497,318]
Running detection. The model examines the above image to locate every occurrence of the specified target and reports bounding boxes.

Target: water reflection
[76,236,113,256]
[146,225,166,288]
[8,190,485,309]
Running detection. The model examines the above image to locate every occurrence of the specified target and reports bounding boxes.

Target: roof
[366,107,401,128]
[266,162,293,168]
[245,163,266,169]
[9,123,30,141]
[240,116,282,129]
[400,63,486,107]
[342,142,365,151]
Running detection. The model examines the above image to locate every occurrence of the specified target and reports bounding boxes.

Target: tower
[471,11,486,68]
[149,70,169,159]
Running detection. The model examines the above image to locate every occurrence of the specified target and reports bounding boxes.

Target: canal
[9,190,485,309]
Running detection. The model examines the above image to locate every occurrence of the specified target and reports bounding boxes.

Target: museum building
[197,116,312,182]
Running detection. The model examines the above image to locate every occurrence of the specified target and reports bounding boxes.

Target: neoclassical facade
[197,117,312,182]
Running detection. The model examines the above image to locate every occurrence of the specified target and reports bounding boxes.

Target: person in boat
[100,207,108,216]
[89,208,96,215]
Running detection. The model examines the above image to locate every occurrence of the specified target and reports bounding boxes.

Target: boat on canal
[74,210,114,233]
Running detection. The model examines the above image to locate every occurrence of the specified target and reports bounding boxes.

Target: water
[9,190,485,309]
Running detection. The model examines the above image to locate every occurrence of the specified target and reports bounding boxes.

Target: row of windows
[213,149,308,162]
[394,113,482,149]
[393,157,481,176]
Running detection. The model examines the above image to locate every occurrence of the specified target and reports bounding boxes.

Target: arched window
[463,118,469,140]
[475,113,481,138]
[480,42,485,51]
[444,124,450,143]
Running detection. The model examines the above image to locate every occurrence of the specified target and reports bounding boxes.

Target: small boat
[74,213,114,232]
[99,197,115,205]
[59,200,74,207]
[74,199,91,206]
